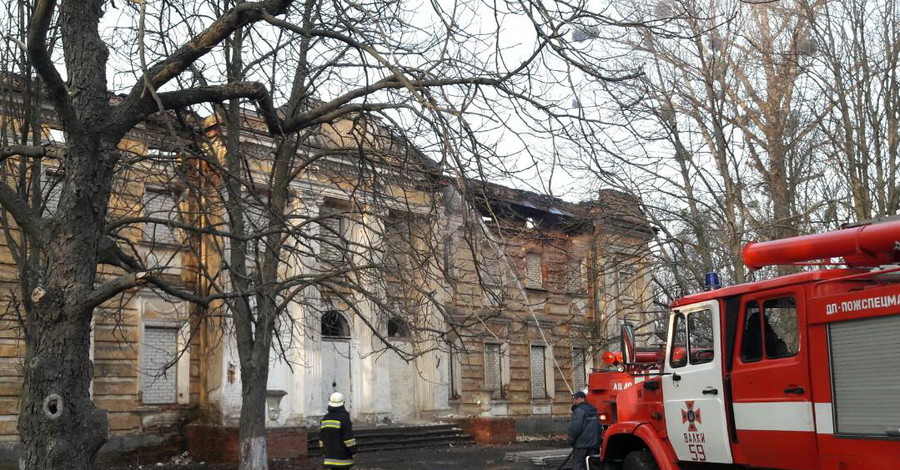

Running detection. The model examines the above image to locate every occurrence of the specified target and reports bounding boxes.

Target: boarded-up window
[384,212,412,274]
[140,326,178,405]
[143,189,179,245]
[526,252,542,289]
[573,347,587,392]
[242,195,269,254]
[318,207,348,265]
[41,170,63,216]
[531,345,548,398]
[569,259,588,293]
[484,343,502,398]
[479,239,502,287]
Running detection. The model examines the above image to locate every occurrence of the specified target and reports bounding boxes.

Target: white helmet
[328,392,345,407]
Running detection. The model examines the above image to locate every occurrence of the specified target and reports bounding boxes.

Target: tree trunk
[18,308,108,469]
[17,136,115,468]
[239,363,270,470]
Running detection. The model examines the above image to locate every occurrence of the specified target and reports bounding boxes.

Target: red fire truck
[587,219,900,470]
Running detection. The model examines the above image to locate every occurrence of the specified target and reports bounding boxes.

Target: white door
[321,339,352,413]
[661,301,733,464]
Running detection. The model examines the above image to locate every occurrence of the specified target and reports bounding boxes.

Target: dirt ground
[101,439,572,470]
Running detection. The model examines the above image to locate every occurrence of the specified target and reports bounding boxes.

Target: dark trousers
[571,447,592,470]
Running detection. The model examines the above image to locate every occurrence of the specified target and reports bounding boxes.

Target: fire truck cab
[596,219,900,470]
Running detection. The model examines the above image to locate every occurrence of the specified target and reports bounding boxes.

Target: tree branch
[105,0,294,139]
[112,82,281,136]
[82,271,151,311]
[0,182,44,242]
[26,0,79,132]
[0,144,65,161]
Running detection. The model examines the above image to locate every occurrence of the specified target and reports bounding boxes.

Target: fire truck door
[662,301,734,464]
[730,291,816,470]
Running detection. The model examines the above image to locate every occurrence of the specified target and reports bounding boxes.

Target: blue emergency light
[704,272,721,290]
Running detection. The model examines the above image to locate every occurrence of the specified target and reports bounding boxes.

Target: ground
[99,439,572,470]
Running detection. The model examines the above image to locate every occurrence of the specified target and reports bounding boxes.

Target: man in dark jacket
[319,392,358,468]
[568,391,601,470]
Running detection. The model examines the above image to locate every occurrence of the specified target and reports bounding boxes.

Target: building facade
[0,101,654,461]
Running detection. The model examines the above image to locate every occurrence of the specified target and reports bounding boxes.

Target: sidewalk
[356,440,570,470]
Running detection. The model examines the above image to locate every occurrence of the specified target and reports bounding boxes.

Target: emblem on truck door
[682,401,702,433]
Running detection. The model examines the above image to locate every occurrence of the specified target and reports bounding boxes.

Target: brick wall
[186,425,309,463]
[140,327,178,405]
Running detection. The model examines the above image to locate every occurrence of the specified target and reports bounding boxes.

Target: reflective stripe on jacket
[320,406,357,467]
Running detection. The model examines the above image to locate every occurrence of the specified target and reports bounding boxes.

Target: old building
[0,93,653,462]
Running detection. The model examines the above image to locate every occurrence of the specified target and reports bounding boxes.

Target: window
[479,239,502,287]
[318,206,348,266]
[140,326,178,405]
[526,252,542,289]
[484,343,503,398]
[41,169,63,216]
[763,297,798,359]
[531,345,548,398]
[448,341,461,400]
[322,310,350,338]
[568,259,588,293]
[573,347,588,392]
[670,313,687,368]
[688,309,714,365]
[618,266,638,304]
[740,297,798,362]
[241,194,269,254]
[740,301,763,362]
[387,317,410,338]
[143,188,179,245]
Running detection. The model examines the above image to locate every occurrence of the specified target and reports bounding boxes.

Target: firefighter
[319,392,358,468]
[568,391,601,470]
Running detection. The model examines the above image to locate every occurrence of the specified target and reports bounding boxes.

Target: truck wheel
[623,450,659,470]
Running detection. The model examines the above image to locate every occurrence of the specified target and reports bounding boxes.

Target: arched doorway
[320,310,352,413]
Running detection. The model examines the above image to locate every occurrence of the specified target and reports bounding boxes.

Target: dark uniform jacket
[568,401,602,450]
[320,406,358,468]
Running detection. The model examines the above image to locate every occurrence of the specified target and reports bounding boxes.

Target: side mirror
[621,323,636,365]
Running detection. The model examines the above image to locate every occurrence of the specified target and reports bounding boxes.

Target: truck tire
[622,450,659,470]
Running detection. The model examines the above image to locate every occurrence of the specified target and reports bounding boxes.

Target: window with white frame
[531,345,549,398]
[140,326,178,405]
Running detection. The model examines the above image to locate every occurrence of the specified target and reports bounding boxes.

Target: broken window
[531,345,548,398]
[387,317,410,339]
[322,310,350,338]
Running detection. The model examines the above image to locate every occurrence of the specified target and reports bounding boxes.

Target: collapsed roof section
[466,180,654,238]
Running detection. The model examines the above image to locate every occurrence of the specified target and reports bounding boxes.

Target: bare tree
[0,0,662,468]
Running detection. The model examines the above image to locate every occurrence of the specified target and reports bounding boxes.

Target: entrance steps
[307,423,474,455]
